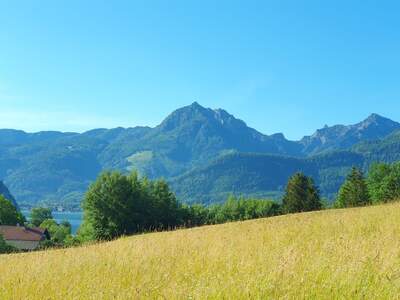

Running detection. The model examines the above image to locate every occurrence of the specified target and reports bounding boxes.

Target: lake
[22,211,83,234]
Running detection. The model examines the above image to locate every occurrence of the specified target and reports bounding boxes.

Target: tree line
[76,162,400,242]
[77,172,283,241]
[334,162,400,208]
[2,161,400,251]
[75,170,323,242]
[0,169,336,247]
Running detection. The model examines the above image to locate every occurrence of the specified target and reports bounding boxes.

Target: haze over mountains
[1,102,400,209]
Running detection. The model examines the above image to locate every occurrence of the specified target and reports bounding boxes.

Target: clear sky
[1,0,400,140]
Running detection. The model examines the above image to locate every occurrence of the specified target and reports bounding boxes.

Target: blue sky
[1,0,400,140]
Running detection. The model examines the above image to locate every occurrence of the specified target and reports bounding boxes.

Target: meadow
[1,202,400,299]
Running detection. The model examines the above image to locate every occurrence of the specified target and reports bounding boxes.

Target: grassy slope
[2,203,400,299]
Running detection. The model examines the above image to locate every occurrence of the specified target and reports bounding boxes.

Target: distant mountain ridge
[0,102,400,209]
[300,113,400,155]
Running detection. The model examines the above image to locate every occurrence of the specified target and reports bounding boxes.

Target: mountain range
[1,102,400,210]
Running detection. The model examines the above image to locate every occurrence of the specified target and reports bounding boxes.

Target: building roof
[0,225,47,242]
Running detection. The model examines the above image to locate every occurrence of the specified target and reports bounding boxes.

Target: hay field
[1,203,400,299]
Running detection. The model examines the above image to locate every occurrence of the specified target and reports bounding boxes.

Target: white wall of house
[5,240,40,250]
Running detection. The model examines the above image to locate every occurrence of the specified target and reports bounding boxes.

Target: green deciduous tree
[367,162,400,203]
[336,167,370,208]
[80,169,283,243]
[282,173,322,213]
[210,195,281,224]
[81,171,181,241]
[366,163,391,203]
[0,196,25,225]
[40,218,73,245]
[82,171,134,240]
[149,179,182,229]
[31,207,53,227]
[40,219,59,233]
[181,204,209,227]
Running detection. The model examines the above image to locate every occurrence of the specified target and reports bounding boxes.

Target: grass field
[2,203,400,299]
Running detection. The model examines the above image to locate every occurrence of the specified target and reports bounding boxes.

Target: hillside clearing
[2,203,400,299]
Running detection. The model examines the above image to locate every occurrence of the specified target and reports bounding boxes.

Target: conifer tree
[282,172,322,213]
[336,167,370,208]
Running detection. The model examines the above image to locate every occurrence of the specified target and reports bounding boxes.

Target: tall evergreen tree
[336,167,370,208]
[282,173,322,213]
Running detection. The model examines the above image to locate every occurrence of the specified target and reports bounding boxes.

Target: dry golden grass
[2,203,400,299]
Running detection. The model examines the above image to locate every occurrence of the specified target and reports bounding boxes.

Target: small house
[0,225,49,250]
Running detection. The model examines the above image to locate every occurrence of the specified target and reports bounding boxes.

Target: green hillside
[171,151,365,204]
[0,103,400,209]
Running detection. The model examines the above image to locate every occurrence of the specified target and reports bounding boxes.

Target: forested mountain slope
[0,103,399,209]
[171,151,365,204]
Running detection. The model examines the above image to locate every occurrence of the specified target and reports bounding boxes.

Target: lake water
[22,211,83,234]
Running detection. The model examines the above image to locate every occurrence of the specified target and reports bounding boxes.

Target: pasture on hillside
[1,203,400,299]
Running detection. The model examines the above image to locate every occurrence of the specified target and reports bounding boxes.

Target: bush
[40,219,72,245]
[0,234,16,254]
